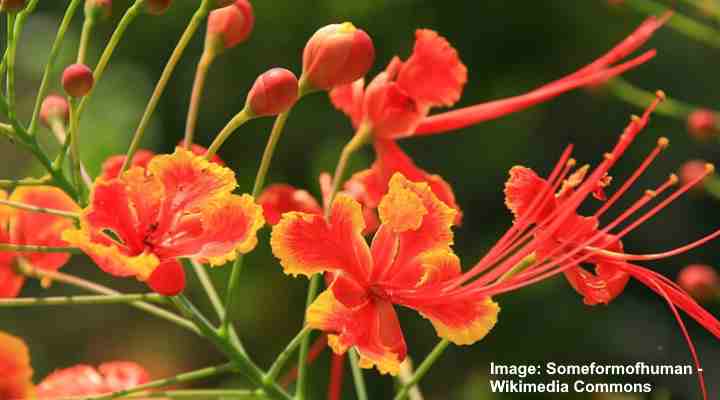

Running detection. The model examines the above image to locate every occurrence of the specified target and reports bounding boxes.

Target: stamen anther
[657,137,669,148]
[655,90,667,101]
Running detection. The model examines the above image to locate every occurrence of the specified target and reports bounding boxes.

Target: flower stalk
[0,293,167,307]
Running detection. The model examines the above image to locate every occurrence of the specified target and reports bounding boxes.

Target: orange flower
[64,148,264,295]
[36,361,149,399]
[271,173,499,375]
[257,184,322,225]
[100,143,224,180]
[0,331,34,400]
[0,187,79,298]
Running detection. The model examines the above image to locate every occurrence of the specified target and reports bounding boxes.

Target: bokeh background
[2,1,719,399]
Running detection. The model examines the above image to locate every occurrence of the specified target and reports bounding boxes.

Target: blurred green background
[2,1,719,399]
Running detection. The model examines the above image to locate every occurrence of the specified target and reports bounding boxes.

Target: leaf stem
[121,0,212,173]
[0,293,166,307]
[0,198,79,219]
[295,275,320,400]
[0,243,80,253]
[184,50,215,148]
[604,78,703,119]
[5,14,17,119]
[77,14,95,65]
[264,325,312,383]
[349,349,369,400]
[623,0,720,48]
[205,108,254,159]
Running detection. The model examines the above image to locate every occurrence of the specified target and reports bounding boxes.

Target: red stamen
[327,353,346,400]
[594,137,669,217]
[413,50,657,135]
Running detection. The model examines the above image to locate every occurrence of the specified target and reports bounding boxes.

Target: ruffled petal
[306,290,406,375]
[504,166,556,222]
[407,294,500,346]
[258,184,322,225]
[99,149,155,180]
[9,186,79,271]
[329,78,365,128]
[82,179,144,254]
[0,331,34,400]
[271,195,370,281]
[364,75,424,139]
[97,362,150,392]
[387,248,462,290]
[396,29,467,108]
[159,194,265,266]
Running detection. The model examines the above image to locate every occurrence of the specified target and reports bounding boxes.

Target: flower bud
[145,0,171,15]
[212,0,234,8]
[687,108,718,140]
[85,0,112,19]
[39,95,70,128]
[302,22,375,91]
[0,0,26,12]
[62,63,94,97]
[246,68,299,116]
[205,0,254,52]
[147,260,186,296]
[679,159,710,191]
[677,264,719,301]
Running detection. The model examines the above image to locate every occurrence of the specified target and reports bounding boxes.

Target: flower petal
[159,194,265,266]
[258,184,322,225]
[307,290,406,375]
[329,78,365,128]
[100,149,155,180]
[504,166,555,222]
[271,195,370,281]
[396,29,467,108]
[410,295,500,346]
[0,331,34,400]
[97,362,150,392]
[9,187,79,271]
[146,259,186,296]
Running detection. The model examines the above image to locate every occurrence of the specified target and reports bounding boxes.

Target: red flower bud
[62,63,94,97]
[206,0,254,51]
[0,0,26,12]
[679,159,710,191]
[687,108,718,140]
[212,0,234,8]
[302,22,375,90]
[246,68,299,116]
[145,0,171,15]
[677,264,719,301]
[147,260,186,296]
[85,0,112,19]
[39,95,70,128]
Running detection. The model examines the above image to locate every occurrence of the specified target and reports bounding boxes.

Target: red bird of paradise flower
[271,173,500,375]
[63,147,264,296]
[0,187,79,298]
[389,95,720,399]
[331,15,668,232]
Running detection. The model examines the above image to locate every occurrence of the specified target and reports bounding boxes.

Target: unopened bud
[85,0,112,19]
[687,109,718,140]
[212,0,234,8]
[679,159,710,191]
[62,64,94,97]
[246,68,299,116]
[0,0,26,12]
[677,264,719,301]
[39,95,70,128]
[145,0,171,15]
[205,0,254,52]
[302,22,375,91]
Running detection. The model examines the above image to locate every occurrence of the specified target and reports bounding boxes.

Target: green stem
[349,349,369,400]
[264,326,313,383]
[121,0,212,173]
[0,198,79,219]
[182,259,246,353]
[67,99,86,202]
[623,0,720,48]
[75,0,146,121]
[205,108,254,159]
[29,0,83,135]
[5,14,17,119]
[16,260,200,334]
[392,341,449,400]
[77,15,95,65]
[397,359,423,400]
[604,78,703,119]
[0,243,80,253]
[295,275,320,400]
[124,390,267,399]
[0,176,52,188]
[172,295,292,400]
[221,110,291,335]
[325,124,372,213]
[0,293,166,307]
[85,363,236,400]
[184,50,215,148]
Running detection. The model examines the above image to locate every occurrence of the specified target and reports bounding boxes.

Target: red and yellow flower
[0,187,79,298]
[271,173,499,375]
[63,147,264,296]
[36,361,149,399]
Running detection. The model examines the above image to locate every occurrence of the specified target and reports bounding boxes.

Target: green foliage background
[2,1,719,399]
